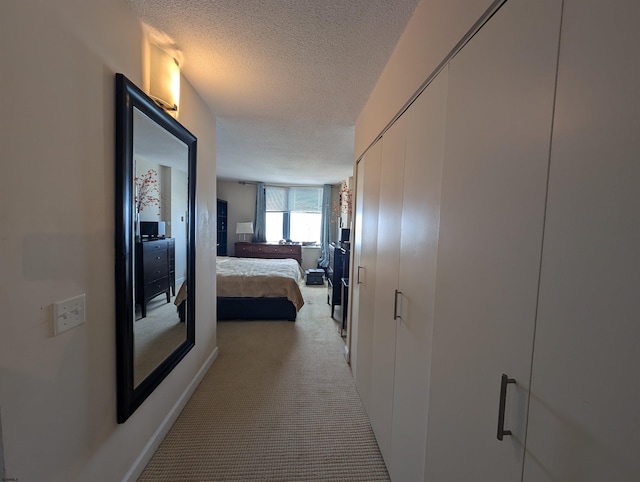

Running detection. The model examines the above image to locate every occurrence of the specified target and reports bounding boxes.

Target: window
[265,212,284,242]
[265,186,323,243]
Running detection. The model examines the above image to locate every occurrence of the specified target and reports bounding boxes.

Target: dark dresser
[135,238,174,317]
[217,198,228,256]
[167,237,175,295]
[327,243,349,318]
[234,242,302,265]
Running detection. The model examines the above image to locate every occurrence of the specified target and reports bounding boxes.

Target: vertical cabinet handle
[357,266,363,284]
[497,374,516,440]
[393,290,403,320]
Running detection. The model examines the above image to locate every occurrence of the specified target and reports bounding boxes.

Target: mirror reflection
[132,107,189,386]
[116,73,196,423]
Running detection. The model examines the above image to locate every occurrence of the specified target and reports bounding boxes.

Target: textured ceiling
[126,0,420,184]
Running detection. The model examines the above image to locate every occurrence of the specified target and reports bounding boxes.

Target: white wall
[355,0,495,159]
[216,181,257,255]
[171,169,189,284]
[0,1,218,481]
[301,246,322,271]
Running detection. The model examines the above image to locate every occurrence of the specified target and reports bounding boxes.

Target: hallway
[138,284,389,481]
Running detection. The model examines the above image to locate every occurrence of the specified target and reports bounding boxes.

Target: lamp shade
[149,43,180,112]
[236,222,254,234]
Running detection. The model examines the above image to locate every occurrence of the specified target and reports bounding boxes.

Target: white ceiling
[126,0,420,185]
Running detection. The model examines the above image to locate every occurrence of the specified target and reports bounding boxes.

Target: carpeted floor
[138,283,389,481]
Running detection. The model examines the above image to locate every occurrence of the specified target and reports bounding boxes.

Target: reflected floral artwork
[134,168,161,213]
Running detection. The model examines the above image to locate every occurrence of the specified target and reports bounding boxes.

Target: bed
[216,256,305,321]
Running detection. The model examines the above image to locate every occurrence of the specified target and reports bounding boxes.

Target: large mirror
[115,73,197,423]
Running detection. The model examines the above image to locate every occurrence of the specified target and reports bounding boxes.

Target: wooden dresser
[235,242,302,265]
[135,238,174,317]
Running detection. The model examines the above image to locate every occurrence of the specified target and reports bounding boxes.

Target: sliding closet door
[368,115,406,461]
[524,1,640,480]
[389,68,448,482]
[424,0,561,480]
[350,139,382,412]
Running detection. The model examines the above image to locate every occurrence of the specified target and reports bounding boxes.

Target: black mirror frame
[115,73,197,423]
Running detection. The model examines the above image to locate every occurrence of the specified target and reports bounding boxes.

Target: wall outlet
[53,294,86,335]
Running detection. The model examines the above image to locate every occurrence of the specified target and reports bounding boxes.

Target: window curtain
[317,184,332,268]
[253,182,266,242]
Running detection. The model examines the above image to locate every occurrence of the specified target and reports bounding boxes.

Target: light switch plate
[53,294,86,335]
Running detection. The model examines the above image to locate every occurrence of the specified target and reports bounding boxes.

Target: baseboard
[122,346,219,482]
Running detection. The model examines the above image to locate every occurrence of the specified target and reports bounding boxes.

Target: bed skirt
[217,297,297,321]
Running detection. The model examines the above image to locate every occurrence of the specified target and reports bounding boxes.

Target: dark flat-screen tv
[140,221,166,238]
[339,228,350,243]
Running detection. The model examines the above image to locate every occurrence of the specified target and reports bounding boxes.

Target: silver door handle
[497,374,516,440]
[393,290,403,320]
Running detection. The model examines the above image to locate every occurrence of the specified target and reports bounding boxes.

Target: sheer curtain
[317,184,332,268]
[253,182,266,242]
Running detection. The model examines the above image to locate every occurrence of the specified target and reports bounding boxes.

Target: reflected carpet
[134,295,186,386]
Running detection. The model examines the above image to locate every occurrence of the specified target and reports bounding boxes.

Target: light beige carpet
[138,284,389,481]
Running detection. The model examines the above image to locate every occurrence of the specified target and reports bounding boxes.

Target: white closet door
[389,68,448,482]
[523,1,640,480]
[369,115,407,461]
[350,139,382,412]
[424,0,561,480]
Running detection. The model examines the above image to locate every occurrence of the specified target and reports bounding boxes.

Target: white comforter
[216,257,304,311]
